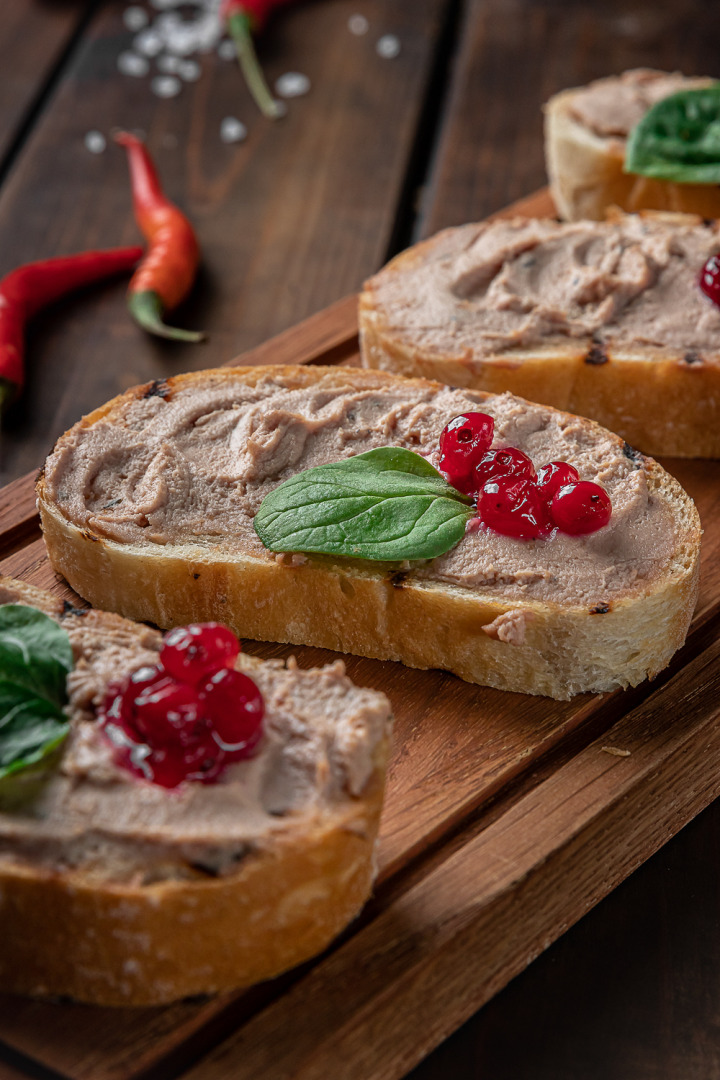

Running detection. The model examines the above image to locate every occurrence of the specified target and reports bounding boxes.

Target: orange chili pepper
[115,132,204,343]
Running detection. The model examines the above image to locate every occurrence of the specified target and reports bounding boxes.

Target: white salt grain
[348,14,369,35]
[376,34,401,59]
[84,130,106,154]
[135,28,164,57]
[151,74,182,98]
[220,116,247,143]
[179,59,202,81]
[156,53,182,74]
[218,39,236,60]
[123,6,149,31]
[117,50,150,77]
[275,72,311,98]
[162,132,179,149]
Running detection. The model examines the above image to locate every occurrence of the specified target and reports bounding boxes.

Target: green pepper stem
[227,11,285,120]
[129,290,206,343]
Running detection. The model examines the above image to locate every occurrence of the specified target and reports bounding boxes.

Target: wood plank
[419,0,720,235]
[0,0,448,487]
[178,631,720,1080]
[0,0,94,171]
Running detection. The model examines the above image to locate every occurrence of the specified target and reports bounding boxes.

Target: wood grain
[0,0,448,487]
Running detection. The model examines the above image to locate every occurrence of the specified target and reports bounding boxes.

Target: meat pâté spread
[43,369,678,611]
[0,580,391,884]
[566,68,714,141]
[361,215,720,358]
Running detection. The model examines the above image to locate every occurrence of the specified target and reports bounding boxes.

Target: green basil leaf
[254,447,474,561]
[625,85,720,183]
[0,605,73,779]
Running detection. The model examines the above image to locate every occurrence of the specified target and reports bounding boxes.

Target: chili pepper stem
[129,290,206,344]
[227,11,285,120]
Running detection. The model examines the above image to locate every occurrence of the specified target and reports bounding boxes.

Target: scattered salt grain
[123,6,149,32]
[220,116,247,143]
[179,59,202,81]
[117,50,150,77]
[348,14,369,35]
[156,53,182,74]
[151,74,182,98]
[218,38,236,60]
[162,132,179,149]
[135,28,164,57]
[84,130,107,154]
[376,34,401,59]
[275,72,311,99]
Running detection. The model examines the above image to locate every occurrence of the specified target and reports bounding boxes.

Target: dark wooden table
[1,1,719,1077]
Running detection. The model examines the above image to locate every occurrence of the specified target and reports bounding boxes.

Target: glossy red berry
[535,461,580,502]
[473,446,535,492]
[201,668,265,756]
[699,253,720,307]
[132,677,205,746]
[438,412,494,493]
[550,481,612,535]
[477,476,550,539]
[160,622,239,685]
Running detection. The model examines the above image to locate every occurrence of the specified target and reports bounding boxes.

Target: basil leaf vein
[0,605,73,779]
[625,84,720,183]
[254,447,474,561]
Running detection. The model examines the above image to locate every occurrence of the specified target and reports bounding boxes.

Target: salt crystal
[275,72,311,99]
[135,28,164,57]
[123,6,149,32]
[117,50,150,77]
[179,59,202,81]
[218,39,236,60]
[156,54,181,74]
[220,116,247,143]
[376,34,401,59]
[151,74,182,98]
[150,0,186,9]
[84,130,107,154]
[348,14,369,35]
[162,132,178,149]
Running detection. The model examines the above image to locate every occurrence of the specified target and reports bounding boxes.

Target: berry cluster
[100,623,264,789]
[700,253,720,307]
[438,412,611,540]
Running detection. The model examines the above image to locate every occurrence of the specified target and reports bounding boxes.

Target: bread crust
[37,366,701,702]
[544,86,720,222]
[358,228,720,459]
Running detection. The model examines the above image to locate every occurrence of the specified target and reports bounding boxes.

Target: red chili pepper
[0,246,143,413]
[115,132,204,344]
[221,0,298,120]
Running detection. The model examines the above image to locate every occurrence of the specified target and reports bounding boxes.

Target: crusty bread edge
[38,366,701,701]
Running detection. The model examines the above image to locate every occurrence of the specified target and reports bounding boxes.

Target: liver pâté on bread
[359,213,720,458]
[0,576,391,1006]
[38,365,700,701]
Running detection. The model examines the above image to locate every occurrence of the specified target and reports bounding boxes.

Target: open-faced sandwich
[0,576,391,1005]
[37,365,700,702]
[359,212,720,457]
[544,69,720,221]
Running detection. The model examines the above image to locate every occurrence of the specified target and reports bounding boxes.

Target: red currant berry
[550,481,612,535]
[132,677,205,746]
[200,668,265,756]
[160,623,239,686]
[143,734,225,789]
[535,461,580,503]
[699,253,720,307]
[473,447,535,492]
[477,477,550,539]
[438,412,494,493]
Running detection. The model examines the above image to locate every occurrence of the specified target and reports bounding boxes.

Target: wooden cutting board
[2,190,720,1080]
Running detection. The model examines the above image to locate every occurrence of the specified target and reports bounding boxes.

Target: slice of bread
[0,576,391,1006]
[37,365,700,702]
[544,70,720,222]
[359,214,720,458]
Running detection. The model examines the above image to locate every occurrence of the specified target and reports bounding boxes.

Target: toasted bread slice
[0,576,391,1006]
[37,365,700,702]
[544,71,720,222]
[359,214,720,458]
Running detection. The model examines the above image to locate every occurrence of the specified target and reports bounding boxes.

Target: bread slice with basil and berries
[359,211,720,458]
[37,365,700,702]
[0,575,391,1006]
[544,69,720,222]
